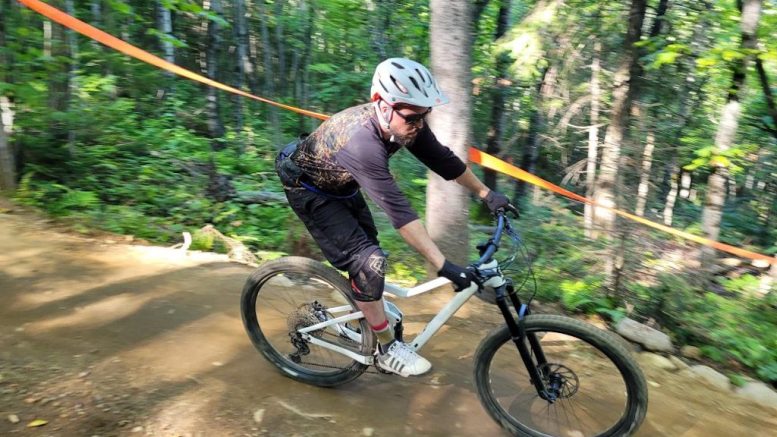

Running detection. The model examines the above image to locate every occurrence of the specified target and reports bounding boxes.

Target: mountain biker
[275,58,515,377]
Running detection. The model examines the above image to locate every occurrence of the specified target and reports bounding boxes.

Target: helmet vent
[390,76,409,94]
[409,76,421,91]
[415,69,426,84]
[391,61,405,69]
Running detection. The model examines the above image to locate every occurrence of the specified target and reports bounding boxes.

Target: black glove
[483,190,518,216]
[438,260,476,292]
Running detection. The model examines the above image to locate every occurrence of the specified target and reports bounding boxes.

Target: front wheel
[474,315,648,437]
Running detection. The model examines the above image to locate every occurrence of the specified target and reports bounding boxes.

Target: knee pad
[350,250,387,302]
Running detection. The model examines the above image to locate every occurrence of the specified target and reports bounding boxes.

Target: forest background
[0,0,775,386]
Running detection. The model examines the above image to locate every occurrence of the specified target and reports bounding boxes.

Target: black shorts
[276,143,382,282]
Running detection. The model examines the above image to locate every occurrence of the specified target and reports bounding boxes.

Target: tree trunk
[428,0,473,267]
[156,1,175,65]
[369,0,392,59]
[233,0,253,152]
[205,0,225,145]
[592,0,646,238]
[0,0,14,190]
[483,0,512,192]
[47,1,71,153]
[274,0,286,96]
[663,160,679,226]
[515,65,550,201]
[635,118,655,217]
[234,0,256,93]
[0,99,13,191]
[255,0,281,144]
[649,0,669,38]
[584,41,601,238]
[516,106,542,201]
[297,1,315,133]
[65,0,78,152]
[89,0,101,50]
[700,0,762,264]
[754,56,777,139]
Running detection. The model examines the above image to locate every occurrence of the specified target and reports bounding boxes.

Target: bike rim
[250,269,370,375]
[486,328,634,436]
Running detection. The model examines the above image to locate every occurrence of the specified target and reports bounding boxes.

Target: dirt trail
[1,204,776,436]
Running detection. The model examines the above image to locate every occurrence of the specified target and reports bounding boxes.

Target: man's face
[383,102,431,146]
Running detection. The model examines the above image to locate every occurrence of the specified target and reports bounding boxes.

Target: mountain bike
[240,212,648,436]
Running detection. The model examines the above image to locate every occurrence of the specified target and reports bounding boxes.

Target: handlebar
[475,211,508,265]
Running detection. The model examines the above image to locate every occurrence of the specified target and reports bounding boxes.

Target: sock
[371,320,395,351]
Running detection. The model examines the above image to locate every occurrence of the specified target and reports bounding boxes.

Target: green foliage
[2,0,775,387]
[636,274,777,383]
[559,276,614,315]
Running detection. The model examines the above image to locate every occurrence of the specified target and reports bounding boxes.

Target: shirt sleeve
[335,130,420,229]
[407,127,467,180]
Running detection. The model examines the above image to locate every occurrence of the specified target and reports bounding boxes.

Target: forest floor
[1,197,776,437]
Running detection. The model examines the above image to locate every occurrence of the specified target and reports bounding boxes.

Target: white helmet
[370,58,449,107]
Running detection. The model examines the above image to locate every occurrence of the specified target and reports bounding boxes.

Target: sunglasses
[393,107,432,125]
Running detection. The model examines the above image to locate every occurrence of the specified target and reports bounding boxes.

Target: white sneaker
[377,341,432,377]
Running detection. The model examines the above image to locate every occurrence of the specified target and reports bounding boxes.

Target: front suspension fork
[494,281,554,401]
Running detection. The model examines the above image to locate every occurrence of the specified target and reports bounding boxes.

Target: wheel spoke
[241,258,374,387]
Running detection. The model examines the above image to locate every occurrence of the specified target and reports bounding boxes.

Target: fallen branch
[236,190,286,204]
[196,224,258,265]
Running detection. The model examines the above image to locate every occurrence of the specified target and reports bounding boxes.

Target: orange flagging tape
[17,0,330,121]
[21,0,774,265]
[469,148,775,265]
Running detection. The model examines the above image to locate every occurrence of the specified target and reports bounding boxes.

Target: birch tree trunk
[592,0,646,238]
[635,121,655,217]
[428,0,473,267]
[0,100,13,191]
[584,41,601,238]
[663,160,679,226]
[700,0,762,265]
[0,0,14,190]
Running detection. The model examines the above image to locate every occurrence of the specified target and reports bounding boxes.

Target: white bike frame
[297,261,503,365]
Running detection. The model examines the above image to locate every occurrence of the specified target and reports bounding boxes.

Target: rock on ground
[680,345,702,360]
[638,352,677,371]
[735,382,777,410]
[615,318,673,352]
[686,365,731,391]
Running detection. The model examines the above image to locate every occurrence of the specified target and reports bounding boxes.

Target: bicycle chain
[292,330,390,375]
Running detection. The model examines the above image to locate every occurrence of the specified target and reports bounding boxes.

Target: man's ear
[375,100,392,129]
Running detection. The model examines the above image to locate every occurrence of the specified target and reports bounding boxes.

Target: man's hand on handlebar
[483,190,519,217]
[437,260,477,292]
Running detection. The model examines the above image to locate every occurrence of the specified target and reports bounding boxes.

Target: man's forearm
[397,219,446,270]
[455,167,490,199]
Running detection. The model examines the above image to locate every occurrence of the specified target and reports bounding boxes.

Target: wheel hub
[538,362,579,400]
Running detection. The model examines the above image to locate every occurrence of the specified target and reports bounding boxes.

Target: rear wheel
[241,256,375,387]
[474,315,647,436]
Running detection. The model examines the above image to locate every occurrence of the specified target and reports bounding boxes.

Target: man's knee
[350,250,387,302]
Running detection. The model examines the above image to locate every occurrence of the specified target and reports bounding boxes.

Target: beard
[388,127,418,147]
